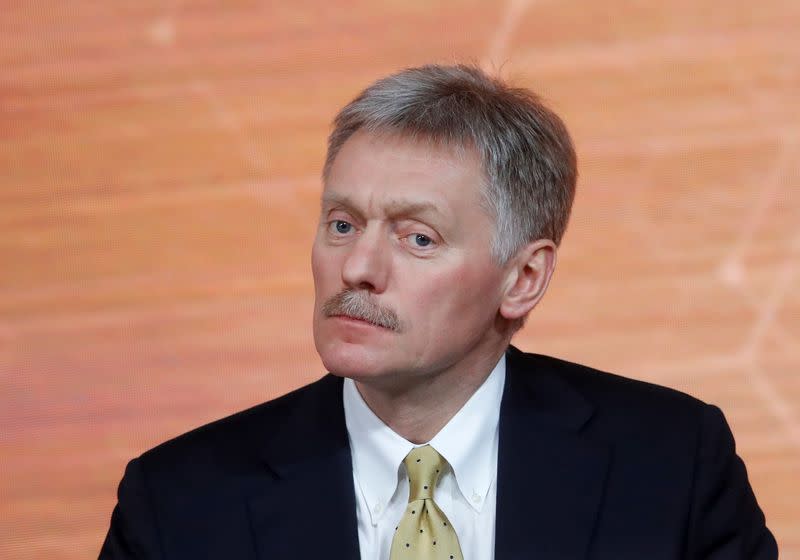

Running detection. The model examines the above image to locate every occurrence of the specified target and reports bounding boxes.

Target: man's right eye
[329,220,353,235]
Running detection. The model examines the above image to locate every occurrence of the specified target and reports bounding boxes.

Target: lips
[333,314,389,329]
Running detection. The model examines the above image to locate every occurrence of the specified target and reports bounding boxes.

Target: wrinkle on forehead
[321,129,494,231]
[327,128,484,180]
[351,129,495,222]
[374,128,480,167]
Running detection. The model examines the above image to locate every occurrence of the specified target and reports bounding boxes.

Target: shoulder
[510,347,707,410]
[506,351,777,556]
[134,374,343,478]
[506,347,714,441]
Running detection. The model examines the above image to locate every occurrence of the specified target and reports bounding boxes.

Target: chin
[315,339,388,380]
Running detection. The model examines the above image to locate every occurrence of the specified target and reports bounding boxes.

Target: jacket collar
[248,346,609,560]
[247,374,361,559]
[253,346,597,477]
[255,373,349,478]
[495,345,609,560]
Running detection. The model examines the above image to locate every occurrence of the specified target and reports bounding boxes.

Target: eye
[408,233,434,248]
[329,220,353,235]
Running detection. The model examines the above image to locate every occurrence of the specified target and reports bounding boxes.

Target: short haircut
[323,64,577,263]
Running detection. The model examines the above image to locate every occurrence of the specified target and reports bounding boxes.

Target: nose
[341,225,390,293]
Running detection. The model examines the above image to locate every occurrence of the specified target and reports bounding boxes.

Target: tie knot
[404,445,445,501]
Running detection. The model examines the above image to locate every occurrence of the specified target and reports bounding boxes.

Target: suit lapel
[244,350,610,560]
[495,348,610,560]
[246,375,361,560]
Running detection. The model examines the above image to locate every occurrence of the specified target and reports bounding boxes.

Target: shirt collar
[343,353,506,523]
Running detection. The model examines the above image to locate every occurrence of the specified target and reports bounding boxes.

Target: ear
[499,239,557,321]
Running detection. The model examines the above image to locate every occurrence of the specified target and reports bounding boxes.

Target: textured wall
[2,1,798,557]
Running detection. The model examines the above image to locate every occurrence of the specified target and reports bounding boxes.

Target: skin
[311,130,557,443]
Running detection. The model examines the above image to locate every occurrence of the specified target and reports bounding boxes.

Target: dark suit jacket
[100,346,777,559]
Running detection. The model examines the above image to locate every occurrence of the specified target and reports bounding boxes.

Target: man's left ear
[499,239,557,321]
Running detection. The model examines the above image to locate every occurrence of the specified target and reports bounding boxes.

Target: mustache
[321,290,403,332]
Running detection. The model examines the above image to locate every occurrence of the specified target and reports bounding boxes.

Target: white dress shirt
[343,355,506,560]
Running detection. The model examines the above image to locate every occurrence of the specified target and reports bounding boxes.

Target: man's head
[323,64,577,264]
[311,64,576,386]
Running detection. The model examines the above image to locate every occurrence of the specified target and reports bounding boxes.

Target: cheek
[311,245,338,294]
[310,241,322,283]
[410,262,502,322]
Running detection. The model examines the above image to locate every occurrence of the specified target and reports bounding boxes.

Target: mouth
[331,314,392,330]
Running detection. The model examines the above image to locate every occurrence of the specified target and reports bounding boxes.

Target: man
[100,64,777,559]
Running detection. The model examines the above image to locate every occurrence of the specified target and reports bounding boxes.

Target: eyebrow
[321,193,445,221]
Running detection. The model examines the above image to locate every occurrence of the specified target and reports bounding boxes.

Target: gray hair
[323,64,577,264]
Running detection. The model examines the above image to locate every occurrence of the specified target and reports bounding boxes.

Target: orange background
[2,1,798,557]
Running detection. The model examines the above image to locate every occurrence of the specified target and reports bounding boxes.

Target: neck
[353,342,508,444]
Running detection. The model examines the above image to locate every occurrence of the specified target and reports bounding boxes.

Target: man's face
[312,130,509,386]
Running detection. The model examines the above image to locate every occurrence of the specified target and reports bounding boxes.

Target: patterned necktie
[389,445,464,560]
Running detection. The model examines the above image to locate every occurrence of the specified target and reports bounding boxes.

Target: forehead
[322,130,487,215]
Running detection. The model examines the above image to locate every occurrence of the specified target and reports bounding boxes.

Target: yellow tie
[389,445,464,560]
